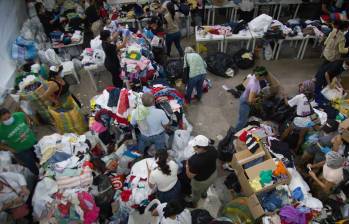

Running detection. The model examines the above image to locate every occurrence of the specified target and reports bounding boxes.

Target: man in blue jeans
[131,93,170,154]
[235,66,268,131]
[183,47,207,103]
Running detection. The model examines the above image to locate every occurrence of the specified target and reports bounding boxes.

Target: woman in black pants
[100,30,128,88]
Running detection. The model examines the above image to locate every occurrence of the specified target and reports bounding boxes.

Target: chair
[61,61,80,85]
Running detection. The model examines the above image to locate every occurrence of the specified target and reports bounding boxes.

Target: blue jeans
[158,180,182,203]
[138,132,166,154]
[166,31,184,57]
[15,147,39,175]
[235,98,250,131]
[185,74,205,102]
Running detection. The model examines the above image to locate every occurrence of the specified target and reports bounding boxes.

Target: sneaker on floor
[227,89,240,98]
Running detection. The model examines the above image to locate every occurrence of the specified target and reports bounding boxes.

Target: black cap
[322,119,339,133]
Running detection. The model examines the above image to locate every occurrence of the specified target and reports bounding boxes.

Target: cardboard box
[232,140,271,167]
[232,158,291,197]
[246,194,265,219]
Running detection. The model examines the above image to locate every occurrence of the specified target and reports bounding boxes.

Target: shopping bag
[48,96,87,134]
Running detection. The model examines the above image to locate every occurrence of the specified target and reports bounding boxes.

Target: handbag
[183,55,190,83]
[0,178,29,220]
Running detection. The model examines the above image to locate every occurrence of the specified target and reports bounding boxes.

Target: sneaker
[222,163,235,172]
[227,89,240,98]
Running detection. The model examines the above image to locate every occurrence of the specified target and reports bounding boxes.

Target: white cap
[49,65,60,72]
[189,135,209,147]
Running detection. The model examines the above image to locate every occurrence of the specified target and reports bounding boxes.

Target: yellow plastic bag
[48,96,87,134]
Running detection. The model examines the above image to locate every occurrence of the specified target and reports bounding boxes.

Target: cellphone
[148,203,159,212]
[307,166,312,172]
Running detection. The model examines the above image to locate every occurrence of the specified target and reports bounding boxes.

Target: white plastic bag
[172,130,191,152]
[90,36,103,50]
[264,43,273,60]
[248,14,273,33]
[321,85,344,100]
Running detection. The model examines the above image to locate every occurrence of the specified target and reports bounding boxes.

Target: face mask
[3,117,14,126]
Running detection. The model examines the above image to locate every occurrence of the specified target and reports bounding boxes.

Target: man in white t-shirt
[152,200,191,224]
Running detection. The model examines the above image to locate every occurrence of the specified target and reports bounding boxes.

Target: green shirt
[183,53,207,78]
[0,112,37,153]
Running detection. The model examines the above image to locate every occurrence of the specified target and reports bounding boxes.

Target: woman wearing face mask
[0,109,39,176]
[147,151,181,203]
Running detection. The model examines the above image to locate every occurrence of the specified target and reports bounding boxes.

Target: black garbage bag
[233,49,255,70]
[191,209,214,224]
[206,52,237,77]
[224,171,241,193]
[93,174,116,221]
[166,59,184,79]
[218,127,236,162]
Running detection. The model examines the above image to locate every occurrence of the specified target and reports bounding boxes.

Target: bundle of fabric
[31,133,103,222]
[81,48,105,66]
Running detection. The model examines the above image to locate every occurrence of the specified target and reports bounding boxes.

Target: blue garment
[47,151,72,164]
[260,190,283,212]
[138,132,167,154]
[165,31,184,57]
[158,180,182,203]
[153,88,184,105]
[235,97,251,131]
[185,74,205,103]
[292,187,304,201]
[107,88,121,107]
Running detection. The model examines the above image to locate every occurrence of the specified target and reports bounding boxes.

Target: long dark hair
[155,151,171,175]
[166,2,176,20]
[163,200,184,218]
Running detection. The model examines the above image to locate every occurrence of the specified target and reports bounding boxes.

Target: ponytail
[155,151,171,175]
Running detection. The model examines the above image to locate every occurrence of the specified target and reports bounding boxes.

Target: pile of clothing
[31,132,102,223]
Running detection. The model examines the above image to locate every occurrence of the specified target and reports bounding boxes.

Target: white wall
[0,0,28,96]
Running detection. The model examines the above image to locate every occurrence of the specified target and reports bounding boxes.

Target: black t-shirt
[188,146,218,181]
[315,60,344,86]
[38,11,62,36]
[102,42,121,72]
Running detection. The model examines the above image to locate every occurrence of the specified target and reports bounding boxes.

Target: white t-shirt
[288,94,312,128]
[149,160,178,192]
[157,203,192,224]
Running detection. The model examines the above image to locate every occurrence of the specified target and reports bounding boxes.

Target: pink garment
[116,88,129,118]
[90,121,107,133]
[77,191,100,224]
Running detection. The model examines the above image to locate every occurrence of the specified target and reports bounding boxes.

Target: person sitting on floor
[281,80,320,153]
[308,151,345,199]
[147,151,181,203]
[185,135,217,208]
[35,2,66,37]
[0,171,31,222]
[131,93,170,154]
[301,119,339,165]
[314,59,348,107]
[0,108,39,176]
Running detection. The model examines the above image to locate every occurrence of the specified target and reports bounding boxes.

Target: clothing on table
[183,53,207,78]
[149,160,179,192]
[0,112,37,153]
[288,94,312,128]
[188,146,217,181]
[131,106,169,137]
[185,74,205,103]
[323,28,349,62]
[102,41,122,88]
[165,31,184,57]
[0,172,27,211]
[156,202,192,224]
[14,147,39,175]
[191,170,217,204]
